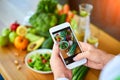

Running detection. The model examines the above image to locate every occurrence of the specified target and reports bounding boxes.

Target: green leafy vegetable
[36,0,57,13]
[29,0,58,35]
[28,53,51,71]
[29,12,57,33]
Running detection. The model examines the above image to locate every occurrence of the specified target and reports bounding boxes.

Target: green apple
[0,35,9,46]
[9,32,18,43]
[2,28,11,36]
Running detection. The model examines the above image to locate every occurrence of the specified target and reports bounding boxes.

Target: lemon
[80,10,88,17]
[16,26,27,36]
[87,36,98,44]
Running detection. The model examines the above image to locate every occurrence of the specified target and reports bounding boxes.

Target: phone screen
[52,26,82,65]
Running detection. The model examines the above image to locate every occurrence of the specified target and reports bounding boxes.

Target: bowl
[25,49,52,74]
[59,41,69,50]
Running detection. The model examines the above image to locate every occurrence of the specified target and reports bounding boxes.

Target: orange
[14,36,29,50]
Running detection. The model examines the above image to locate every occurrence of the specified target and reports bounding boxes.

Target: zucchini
[41,37,53,49]
[67,42,77,56]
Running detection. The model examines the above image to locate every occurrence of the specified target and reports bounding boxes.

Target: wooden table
[0,24,120,80]
[0,0,120,80]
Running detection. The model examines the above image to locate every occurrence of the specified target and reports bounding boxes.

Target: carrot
[63,4,70,14]
[58,9,63,15]
[66,11,74,22]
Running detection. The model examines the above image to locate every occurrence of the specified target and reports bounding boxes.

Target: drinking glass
[77,3,93,42]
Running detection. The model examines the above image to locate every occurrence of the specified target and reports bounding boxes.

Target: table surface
[0,0,120,80]
[0,24,120,80]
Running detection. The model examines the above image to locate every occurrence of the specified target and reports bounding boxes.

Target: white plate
[25,49,52,74]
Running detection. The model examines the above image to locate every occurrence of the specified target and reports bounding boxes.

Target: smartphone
[49,22,87,69]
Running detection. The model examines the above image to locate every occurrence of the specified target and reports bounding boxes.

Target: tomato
[28,59,32,63]
[42,59,47,64]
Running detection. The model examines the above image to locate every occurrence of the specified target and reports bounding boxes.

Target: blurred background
[68,0,120,41]
[0,0,120,40]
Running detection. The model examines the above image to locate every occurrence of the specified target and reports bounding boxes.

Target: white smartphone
[49,22,87,69]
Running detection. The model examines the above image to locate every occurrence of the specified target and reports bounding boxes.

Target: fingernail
[73,57,77,61]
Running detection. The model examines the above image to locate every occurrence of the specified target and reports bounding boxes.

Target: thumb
[73,52,88,61]
[52,43,60,57]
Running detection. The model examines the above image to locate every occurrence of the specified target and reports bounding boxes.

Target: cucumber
[37,32,50,38]
[72,66,82,77]
[41,37,53,49]
[77,66,89,80]
[72,66,89,80]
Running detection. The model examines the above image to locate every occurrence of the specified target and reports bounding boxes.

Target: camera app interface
[52,27,82,65]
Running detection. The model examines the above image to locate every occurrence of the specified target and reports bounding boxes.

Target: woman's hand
[50,44,72,80]
[74,42,115,70]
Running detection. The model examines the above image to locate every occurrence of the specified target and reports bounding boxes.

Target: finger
[52,43,60,57]
[79,42,89,51]
[79,42,94,51]
[84,60,103,70]
[73,51,89,61]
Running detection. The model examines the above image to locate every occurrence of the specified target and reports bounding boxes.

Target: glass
[74,3,93,41]
[87,29,100,47]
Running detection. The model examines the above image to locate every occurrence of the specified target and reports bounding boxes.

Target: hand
[74,42,115,70]
[50,44,72,80]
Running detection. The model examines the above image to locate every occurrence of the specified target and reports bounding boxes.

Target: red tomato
[42,59,47,64]
[28,59,32,63]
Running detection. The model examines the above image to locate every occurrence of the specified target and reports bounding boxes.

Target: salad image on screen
[53,27,82,65]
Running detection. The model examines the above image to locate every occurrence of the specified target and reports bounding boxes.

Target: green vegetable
[38,32,50,38]
[67,43,77,56]
[57,14,67,24]
[36,0,57,13]
[41,37,53,49]
[72,66,89,80]
[25,33,42,42]
[42,53,51,60]
[29,0,58,34]
[34,60,43,70]
[28,53,51,71]
[72,66,82,77]
[115,76,120,80]
[77,66,89,80]
[70,19,78,30]
[59,41,69,50]
[60,31,67,39]
[29,12,57,33]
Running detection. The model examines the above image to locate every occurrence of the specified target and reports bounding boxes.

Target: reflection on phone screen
[52,26,82,65]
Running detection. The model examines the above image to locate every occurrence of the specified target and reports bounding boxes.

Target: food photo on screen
[53,27,82,65]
